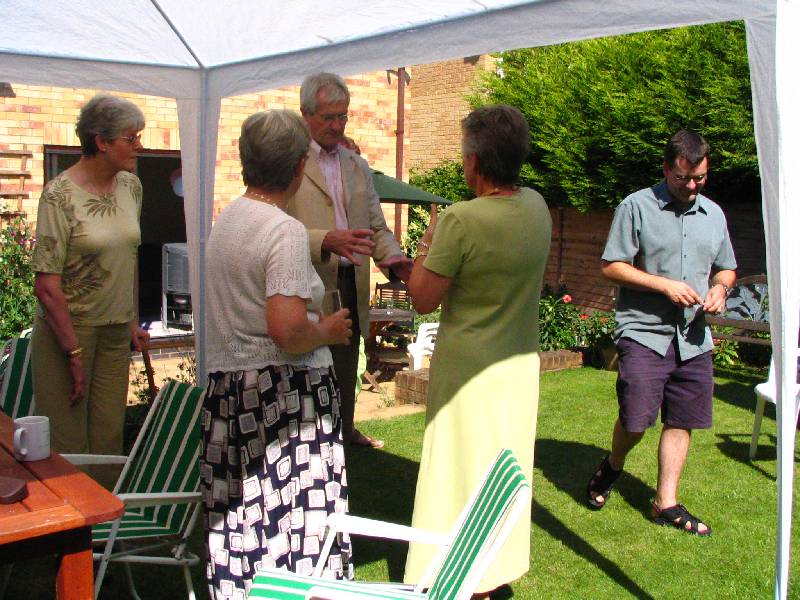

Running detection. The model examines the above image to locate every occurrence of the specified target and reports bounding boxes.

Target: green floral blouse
[32,170,142,326]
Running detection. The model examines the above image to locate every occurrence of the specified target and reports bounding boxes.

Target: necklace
[83,176,116,198]
[485,186,519,197]
[244,189,287,210]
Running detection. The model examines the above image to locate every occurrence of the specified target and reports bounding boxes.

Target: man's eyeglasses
[672,172,707,184]
[318,113,348,124]
[118,133,142,144]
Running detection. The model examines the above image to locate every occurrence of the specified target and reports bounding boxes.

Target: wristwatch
[717,283,732,297]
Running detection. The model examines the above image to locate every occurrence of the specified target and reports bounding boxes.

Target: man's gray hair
[239,110,310,190]
[76,94,145,156]
[300,73,350,114]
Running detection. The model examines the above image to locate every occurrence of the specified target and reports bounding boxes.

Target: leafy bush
[538,288,615,354]
[401,205,434,257]
[404,160,474,255]
[712,337,740,368]
[408,160,473,204]
[472,22,757,211]
[0,216,37,340]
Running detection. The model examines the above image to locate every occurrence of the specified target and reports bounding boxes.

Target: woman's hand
[68,355,86,406]
[319,309,353,346]
[130,323,150,352]
[421,206,438,247]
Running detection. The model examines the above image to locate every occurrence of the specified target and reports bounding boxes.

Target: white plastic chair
[407,322,438,371]
[248,449,531,600]
[749,356,800,459]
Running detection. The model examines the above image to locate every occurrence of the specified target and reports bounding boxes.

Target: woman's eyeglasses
[118,133,142,144]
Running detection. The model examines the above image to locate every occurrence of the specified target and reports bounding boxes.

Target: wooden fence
[543,201,766,312]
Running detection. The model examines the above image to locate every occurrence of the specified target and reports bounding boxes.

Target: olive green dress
[404,188,552,592]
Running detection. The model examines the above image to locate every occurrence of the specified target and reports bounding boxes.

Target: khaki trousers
[32,316,131,488]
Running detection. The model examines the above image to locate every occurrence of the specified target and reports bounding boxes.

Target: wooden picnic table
[363,307,416,388]
[0,413,124,599]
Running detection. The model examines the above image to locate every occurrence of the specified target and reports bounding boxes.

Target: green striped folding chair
[64,379,205,600]
[0,332,35,419]
[248,448,531,600]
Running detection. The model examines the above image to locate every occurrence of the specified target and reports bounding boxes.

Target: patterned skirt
[201,364,352,600]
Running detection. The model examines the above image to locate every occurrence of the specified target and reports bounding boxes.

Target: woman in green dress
[404,105,552,596]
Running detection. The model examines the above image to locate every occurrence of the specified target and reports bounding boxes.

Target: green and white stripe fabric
[0,334,35,419]
[426,449,526,600]
[92,380,204,542]
[248,449,528,600]
[249,572,425,599]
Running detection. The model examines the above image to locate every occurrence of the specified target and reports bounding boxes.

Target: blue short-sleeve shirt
[602,180,737,360]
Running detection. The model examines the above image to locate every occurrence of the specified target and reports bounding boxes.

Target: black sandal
[586,455,622,510]
[651,502,712,536]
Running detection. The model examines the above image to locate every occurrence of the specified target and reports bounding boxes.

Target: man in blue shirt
[585,130,736,536]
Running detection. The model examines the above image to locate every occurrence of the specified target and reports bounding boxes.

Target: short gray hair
[461,105,530,185]
[300,73,350,115]
[76,94,145,156]
[239,110,310,190]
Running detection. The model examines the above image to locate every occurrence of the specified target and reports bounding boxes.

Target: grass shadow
[534,438,655,519]
[713,378,762,412]
[715,431,777,481]
[532,499,656,600]
[345,447,420,582]
[712,366,764,413]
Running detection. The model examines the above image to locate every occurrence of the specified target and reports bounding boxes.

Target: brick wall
[406,56,495,173]
[0,73,408,229]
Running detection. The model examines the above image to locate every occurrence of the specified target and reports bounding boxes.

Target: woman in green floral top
[31,94,149,487]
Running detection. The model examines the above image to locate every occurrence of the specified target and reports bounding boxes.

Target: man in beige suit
[289,72,413,448]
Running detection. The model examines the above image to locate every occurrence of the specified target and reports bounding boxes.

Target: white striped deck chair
[65,379,205,600]
[248,448,531,600]
[0,332,35,419]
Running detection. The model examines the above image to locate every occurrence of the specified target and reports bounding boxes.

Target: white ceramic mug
[13,416,50,461]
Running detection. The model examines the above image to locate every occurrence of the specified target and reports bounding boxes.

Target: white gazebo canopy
[1,1,797,597]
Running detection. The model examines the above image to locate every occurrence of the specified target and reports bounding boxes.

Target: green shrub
[712,338,740,368]
[538,288,616,354]
[404,160,474,256]
[408,160,473,204]
[472,22,757,211]
[0,216,37,340]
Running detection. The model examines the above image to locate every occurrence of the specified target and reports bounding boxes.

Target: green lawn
[346,366,800,600]
[8,366,799,599]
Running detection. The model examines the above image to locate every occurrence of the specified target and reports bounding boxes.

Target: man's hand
[378,254,414,283]
[702,284,728,314]
[662,280,703,307]
[322,229,376,265]
[130,324,150,352]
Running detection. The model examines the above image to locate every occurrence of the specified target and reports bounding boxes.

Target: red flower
[600,317,608,323]
[579,314,588,320]
[562,294,572,303]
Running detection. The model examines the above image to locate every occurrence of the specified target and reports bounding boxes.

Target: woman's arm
[406,206,453,314]
[33,272,86,404]
[266,295,352,354]
[129,258,150,351]
[408,264,452,314]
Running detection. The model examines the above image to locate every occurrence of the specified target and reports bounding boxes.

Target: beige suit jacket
[287,147,403,336]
